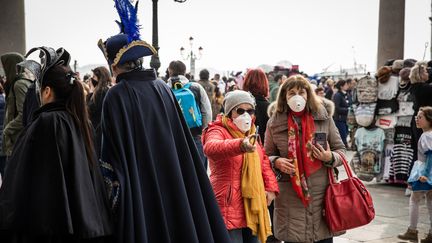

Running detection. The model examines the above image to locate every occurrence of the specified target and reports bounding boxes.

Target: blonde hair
[275,75,321,114]
[409,61,428,83]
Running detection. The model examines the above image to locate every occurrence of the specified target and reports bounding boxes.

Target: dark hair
[185,73,193,81]
[42,65,95,165]
[91,66,111,101]
[335,80,347,90]
[115,58,143,73]
[215,86,222,98]
[419,106,432,126]
[199,69,209,80]
[168,60,186,76]
[274,74,284,83]
[243,68,269,98]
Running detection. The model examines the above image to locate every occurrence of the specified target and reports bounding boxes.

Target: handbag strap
[327,151,353,184]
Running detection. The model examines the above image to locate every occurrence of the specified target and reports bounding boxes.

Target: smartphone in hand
[249,126,259,145]
[313,132,327,150]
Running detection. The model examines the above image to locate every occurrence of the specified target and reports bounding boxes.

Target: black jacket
[87,88,109,156]
[332,91,352,121]
[254,95,270,143]
[0,102,113,241]
[100,70,230,243]
[410,82,432,113]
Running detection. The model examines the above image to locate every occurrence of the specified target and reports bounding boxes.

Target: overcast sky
[25,0,431,75]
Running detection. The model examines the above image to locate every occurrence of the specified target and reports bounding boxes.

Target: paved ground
[334,151,429,243]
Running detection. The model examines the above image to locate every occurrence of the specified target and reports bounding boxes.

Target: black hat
[98,0,156,66]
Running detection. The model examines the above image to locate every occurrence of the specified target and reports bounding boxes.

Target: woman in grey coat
[264,75,346,243]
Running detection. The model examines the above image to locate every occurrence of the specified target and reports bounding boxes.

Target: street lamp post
[180,36,203,78]
[150,0,160,73]
[150,0,187,75]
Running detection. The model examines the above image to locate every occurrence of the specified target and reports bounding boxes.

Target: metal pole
[190,50,195,78]
[150,0,161,74]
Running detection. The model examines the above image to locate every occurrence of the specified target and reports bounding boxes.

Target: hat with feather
[98,0,156,66]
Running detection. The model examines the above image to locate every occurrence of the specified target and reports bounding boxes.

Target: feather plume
[114,0,141,42]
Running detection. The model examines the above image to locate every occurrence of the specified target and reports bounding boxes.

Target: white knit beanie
[223,90,256,115]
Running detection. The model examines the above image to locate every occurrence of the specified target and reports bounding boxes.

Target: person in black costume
[96,1,230,243]
[0,51,113,242]
[87,66,111,155]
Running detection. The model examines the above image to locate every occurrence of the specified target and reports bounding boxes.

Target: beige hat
[392,60,404,73]
[223,90,256,115]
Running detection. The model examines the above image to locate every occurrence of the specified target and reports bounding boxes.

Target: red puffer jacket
[202,115,279,230]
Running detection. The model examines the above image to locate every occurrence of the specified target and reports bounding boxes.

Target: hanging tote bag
[324,152,375,232]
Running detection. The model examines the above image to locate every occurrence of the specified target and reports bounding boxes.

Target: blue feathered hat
[98,0,156,66]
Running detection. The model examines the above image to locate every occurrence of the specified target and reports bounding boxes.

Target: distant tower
[377,0,405,68]
[0,0,26,55]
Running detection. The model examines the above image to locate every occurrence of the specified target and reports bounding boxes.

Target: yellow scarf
[222,116,272,243]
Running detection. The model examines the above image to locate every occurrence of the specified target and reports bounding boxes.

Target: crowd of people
[1,41,432,243]
[0,1,432,243]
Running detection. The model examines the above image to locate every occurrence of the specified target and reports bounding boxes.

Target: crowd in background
[0,51,432,243]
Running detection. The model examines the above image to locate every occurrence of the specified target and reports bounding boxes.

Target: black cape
[0,102,113,242]
[100,70,230,243]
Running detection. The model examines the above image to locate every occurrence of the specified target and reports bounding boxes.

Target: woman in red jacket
[203,90,279,243]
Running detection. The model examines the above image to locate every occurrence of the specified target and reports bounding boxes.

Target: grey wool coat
[264,104,346,243]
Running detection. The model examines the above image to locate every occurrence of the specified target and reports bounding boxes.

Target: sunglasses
[236,107,255,115]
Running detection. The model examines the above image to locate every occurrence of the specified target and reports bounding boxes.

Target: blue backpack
[172,82,202,128]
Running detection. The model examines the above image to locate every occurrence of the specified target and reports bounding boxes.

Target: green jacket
[3,77,33,156]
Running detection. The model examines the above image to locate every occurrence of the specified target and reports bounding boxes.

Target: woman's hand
[240,135,256,153]
[266,191,276,206]
[312,142,332,163]
[419,176,428,183]
[275,157,296,175]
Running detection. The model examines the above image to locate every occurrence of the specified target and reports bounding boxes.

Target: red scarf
[287,111,321,207]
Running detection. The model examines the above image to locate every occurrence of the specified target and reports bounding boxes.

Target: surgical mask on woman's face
[233,113,252,133]
[287,94,306,112]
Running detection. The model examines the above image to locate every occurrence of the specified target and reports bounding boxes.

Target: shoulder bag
[324,152,375,233]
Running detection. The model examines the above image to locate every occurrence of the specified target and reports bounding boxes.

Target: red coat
[202,115,279,230]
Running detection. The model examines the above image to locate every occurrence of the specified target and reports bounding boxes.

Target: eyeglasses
[235,107,255,115]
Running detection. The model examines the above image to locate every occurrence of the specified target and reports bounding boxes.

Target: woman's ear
[41,86,55,105]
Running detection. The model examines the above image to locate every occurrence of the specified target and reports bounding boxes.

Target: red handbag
[324,152,375,233]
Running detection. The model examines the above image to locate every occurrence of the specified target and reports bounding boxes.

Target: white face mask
[287,95,306,112]
[233,113,252,133]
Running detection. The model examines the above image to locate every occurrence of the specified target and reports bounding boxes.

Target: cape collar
[32,102,66,121]
[116,69,157,83]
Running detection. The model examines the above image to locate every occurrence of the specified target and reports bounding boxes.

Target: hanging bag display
[324,152,375,233]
